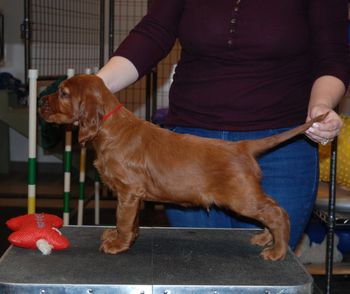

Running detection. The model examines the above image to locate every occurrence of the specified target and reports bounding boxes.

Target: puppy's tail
[245,112,329,157]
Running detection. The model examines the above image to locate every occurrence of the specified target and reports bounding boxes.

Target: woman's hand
[305,104,343,145]
[305,75,346,145]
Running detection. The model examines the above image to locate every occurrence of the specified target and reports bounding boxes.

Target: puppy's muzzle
[38,96,48,108]
[38,96,53,119]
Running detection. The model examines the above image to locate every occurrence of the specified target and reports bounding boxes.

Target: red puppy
[39,74,327,260]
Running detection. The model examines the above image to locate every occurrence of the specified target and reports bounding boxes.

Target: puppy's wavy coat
[39,74,327,260]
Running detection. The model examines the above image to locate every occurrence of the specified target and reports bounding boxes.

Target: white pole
[77,145,86,226]
[88,67,101,225]
[27,69,38,214]
[67,68,75,79]
[77,68,92,226]
[94,174,100,225]
[63,68,75,225]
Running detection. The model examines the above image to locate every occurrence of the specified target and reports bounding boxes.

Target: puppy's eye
[59,88,69,98]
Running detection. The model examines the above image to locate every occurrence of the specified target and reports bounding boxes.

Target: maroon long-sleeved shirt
[114,0,349,131]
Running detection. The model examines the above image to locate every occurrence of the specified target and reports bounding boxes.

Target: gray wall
[0,0,25,81]
[0,0,60,163]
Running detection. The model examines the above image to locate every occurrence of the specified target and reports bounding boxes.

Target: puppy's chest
[93,156,124,184]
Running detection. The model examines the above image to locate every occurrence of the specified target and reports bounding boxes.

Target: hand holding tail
[305,104,343,145]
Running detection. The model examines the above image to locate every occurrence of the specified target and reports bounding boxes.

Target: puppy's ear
[78,98,104,145]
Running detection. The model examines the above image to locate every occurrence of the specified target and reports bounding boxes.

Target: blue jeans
[166,127,319,249]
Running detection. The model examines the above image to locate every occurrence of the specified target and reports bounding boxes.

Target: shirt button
[229,28,235,33]
[227,39,233,46]
[230,18,236,24]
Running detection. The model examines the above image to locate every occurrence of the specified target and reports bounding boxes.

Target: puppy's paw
[260,246,286,261]
[100,228,135,254]
[101,228,118,242]
[100,238,130,254]
[250,229,273,247]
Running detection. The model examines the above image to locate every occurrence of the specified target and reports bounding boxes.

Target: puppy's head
[39,74,108,145]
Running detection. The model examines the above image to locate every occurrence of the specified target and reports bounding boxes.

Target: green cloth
[38,76,67,150]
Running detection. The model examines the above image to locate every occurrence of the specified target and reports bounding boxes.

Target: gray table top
[0,226,312,294]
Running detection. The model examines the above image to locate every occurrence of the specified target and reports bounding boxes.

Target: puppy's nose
[38,96,47,108]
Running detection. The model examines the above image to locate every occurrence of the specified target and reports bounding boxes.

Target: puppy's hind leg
[224,187,290,261]
[250,228,273,247]
[256,197,290,261]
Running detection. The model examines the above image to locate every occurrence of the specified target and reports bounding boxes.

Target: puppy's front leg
[100,194,141,254]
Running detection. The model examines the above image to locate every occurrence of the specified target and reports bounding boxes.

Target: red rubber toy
[6,213,69,254]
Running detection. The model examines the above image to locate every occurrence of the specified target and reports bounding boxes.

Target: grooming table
[0,227,312,294]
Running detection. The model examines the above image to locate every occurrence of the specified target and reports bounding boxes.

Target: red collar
[102,103,124,122]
